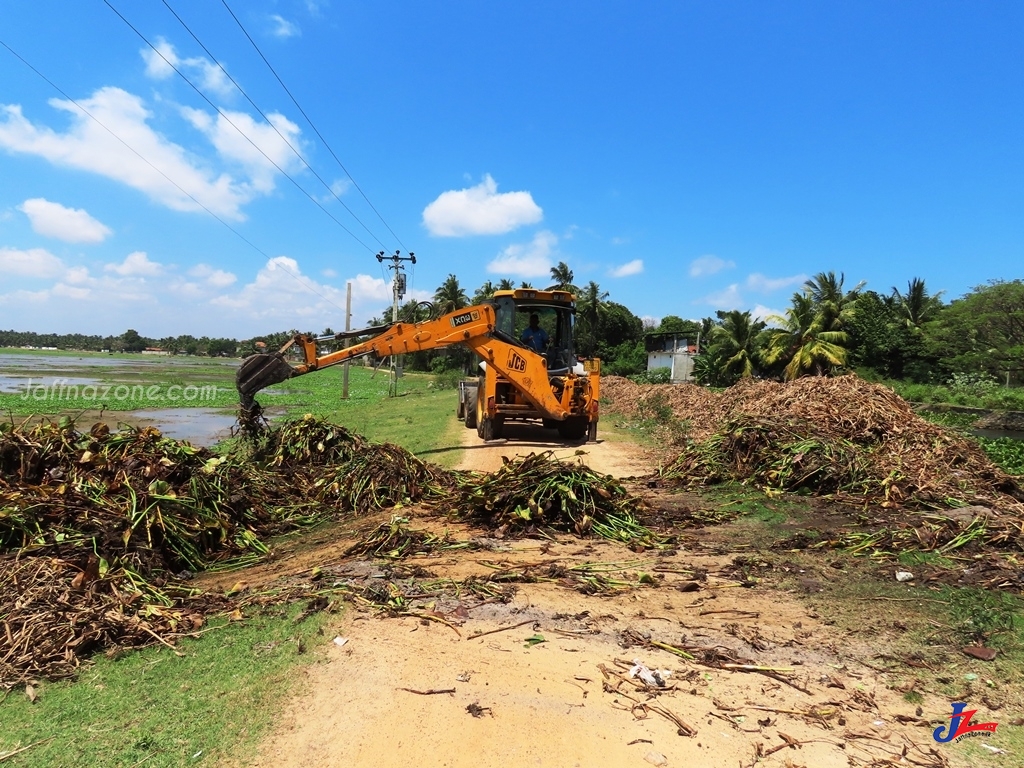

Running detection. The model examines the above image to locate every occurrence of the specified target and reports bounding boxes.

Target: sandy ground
[454,420,651,478]
[231,426,956,768]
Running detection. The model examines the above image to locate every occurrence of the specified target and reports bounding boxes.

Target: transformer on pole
[375,249,416,397]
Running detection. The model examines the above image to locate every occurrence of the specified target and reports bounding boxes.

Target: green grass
[896,550,957,569]
[0,605,334,768]
[886,379,1024,411]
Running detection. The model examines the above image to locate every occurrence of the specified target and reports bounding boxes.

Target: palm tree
[472,281,496,304]
[764,293,849,379]
[710,310,766,381]
[519,281,534,289]
[577,281,609,355]
[804,271,865,331]
[891,278,944,332]
[548,261,577,292]
[497,279,515,291]
[434,274,468,314]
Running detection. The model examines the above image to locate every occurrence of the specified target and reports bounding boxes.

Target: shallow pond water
[129,408,240,445]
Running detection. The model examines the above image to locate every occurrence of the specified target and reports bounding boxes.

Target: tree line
[3,268,1021,388]
[694,273,1024,387]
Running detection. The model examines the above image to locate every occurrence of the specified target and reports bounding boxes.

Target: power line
[0,37,347,315]
[159,0,393,254]
[219,0,410,253]
[103,0,377,255]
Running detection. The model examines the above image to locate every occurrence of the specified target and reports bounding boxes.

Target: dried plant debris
[344,516,474,559]
[607,375,1024,553]
[443,451,658,545]
[0,556,218,690]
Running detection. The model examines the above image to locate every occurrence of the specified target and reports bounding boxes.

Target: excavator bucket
[236,353,295,412]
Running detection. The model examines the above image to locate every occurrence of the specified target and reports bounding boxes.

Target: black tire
[557,416,588,441]
[542,418,558,430]
[463,385,478,429]
[480,416,504,441]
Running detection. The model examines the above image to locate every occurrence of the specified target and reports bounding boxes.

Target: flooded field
[0,350,241,445]
[0,349,382,446]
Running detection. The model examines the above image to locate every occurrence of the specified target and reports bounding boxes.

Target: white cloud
[182,107,303,193]
[65,266,90,284]
[0,88,279,220]
[141,38,233,99]
[746,272,807,293]
[270,14,300,38]
[0,246,66,278]
[610,236,629,246]
[17,198,112,243]
[142,38,178,80]
[322,268,338,278]
[4,262,156,306]
[188,263,237,287]
[105,251,163,277]
[0,288,49,305]
[701,283,743,309]
[209,258,429,328]
[422,174,543,236]
[689,255,735,278]
[486,230,557,277]
[751,304,786,325]
[609,259,643,278]
[52,283,92,300]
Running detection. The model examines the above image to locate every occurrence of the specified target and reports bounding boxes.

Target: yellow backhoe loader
[236,288,600,442]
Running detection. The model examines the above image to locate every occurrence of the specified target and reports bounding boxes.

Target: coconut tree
[497,278,515,290]
[804,271,865,331]
[472,281,496,304]
[891,277,944,332]
[577,281,609,355]
[548,261,577,292]
[764,292,849,379]
[709,310,766,381]
[434,274,468,314]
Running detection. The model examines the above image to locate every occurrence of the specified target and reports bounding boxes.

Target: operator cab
[491,289,577,374]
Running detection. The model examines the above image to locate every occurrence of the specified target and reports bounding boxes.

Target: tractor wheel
[480,416,504,441]
[557,416,588,441]
[463,385,478,429]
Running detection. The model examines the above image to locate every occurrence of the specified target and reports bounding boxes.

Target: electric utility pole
[376,249,416,397]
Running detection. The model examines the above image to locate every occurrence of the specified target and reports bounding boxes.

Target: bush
[433,369,464,391]
[628,368,672,385]
[948,372,1001,398]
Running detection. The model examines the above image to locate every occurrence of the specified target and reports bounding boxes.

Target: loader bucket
[236,353,295,411]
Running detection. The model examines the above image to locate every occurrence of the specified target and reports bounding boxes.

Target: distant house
[141,347,171,356]
[644,332,698,383]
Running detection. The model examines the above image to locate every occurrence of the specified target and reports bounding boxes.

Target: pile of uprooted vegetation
[606,374,1024,551]
[0,415,652,687]
[442,451,656,546]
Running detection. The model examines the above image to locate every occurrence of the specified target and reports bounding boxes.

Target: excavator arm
[236,304,574,421]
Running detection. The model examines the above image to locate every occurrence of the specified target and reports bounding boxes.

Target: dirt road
[240,429,960,768]
[454,420,651,477]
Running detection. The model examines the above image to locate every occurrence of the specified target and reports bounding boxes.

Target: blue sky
[1,1,1021,338]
